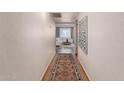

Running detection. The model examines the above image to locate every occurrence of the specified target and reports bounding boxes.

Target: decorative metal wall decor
[79,16,88,55]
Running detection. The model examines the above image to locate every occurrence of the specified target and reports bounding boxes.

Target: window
[59,27,71,38]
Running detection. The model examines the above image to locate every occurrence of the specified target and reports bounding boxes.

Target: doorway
[55,26,75,54]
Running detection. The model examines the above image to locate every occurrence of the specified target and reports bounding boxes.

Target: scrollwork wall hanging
[79,16,88,55]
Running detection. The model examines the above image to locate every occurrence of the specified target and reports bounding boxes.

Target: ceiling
[52,12,79,23]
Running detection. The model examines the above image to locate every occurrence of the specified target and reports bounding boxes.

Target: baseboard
[40,50,56,80]
[78,57,92,80]
[78,46,95,81]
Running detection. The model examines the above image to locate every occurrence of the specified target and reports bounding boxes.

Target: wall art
[78,16,88,55]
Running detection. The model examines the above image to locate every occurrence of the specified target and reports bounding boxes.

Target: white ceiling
[52,12,79,22]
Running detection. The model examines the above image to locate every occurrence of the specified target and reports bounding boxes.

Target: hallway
[42,54,89,81]
[0,12,124,81]
[1,0,124,93]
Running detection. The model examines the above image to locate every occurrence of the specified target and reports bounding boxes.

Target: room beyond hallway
[42,54,89,81]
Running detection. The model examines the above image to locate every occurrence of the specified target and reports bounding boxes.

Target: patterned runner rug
[49,54,82,81]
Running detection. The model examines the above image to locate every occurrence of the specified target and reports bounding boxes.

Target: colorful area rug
[49,54,82,81]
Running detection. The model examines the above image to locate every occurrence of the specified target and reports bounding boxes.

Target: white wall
[77,13,124,80]
[0,12,55,80]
